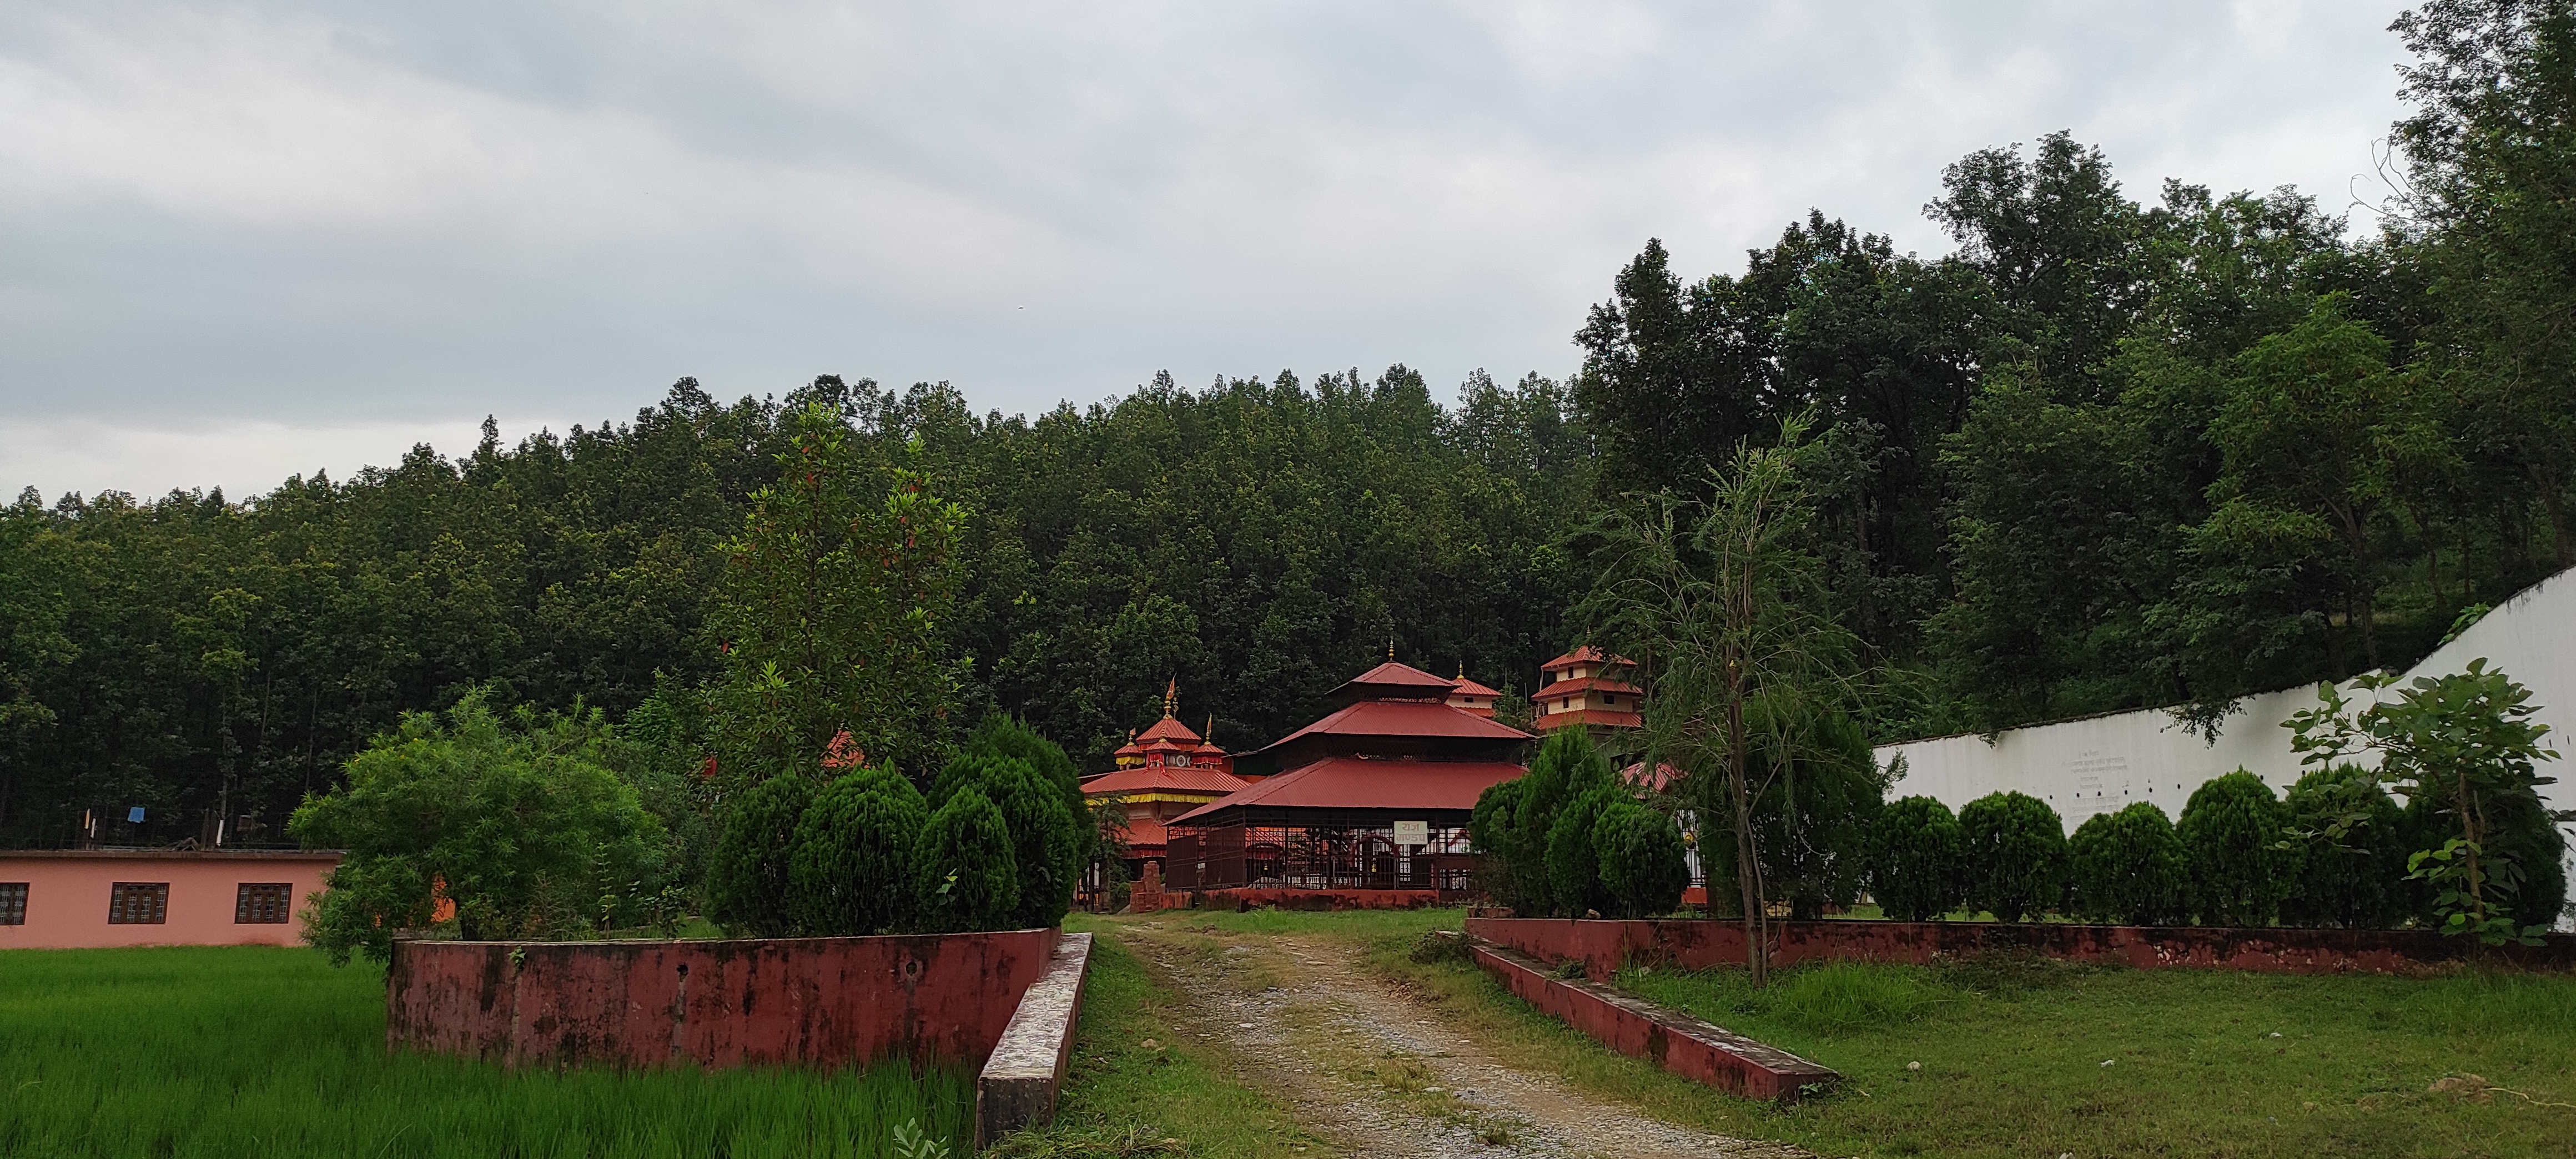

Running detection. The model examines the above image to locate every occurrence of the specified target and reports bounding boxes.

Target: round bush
[1592,802,1690,918]
[2178,770,2290,927]
[2280,764,2409,929]
[1869,795,1964,921]
[787,765,929,936]
[1958,791,2069,923]
[2066,802,2187,926]
[1545,785,1622,918]
[909,787,1020,933]
[705,775,816,937]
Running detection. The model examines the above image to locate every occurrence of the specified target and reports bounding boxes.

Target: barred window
[236,883,292,924]
[108,882,169,925]
[0,883,26,925]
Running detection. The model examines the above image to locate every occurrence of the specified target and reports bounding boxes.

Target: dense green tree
[705,774,816,938]
[1869,795,1965,922]
[1544,786,1623,919]
[288,691,670,963]
[705,401,968,785]
[2067,802,2189,926]
[1958,792,2069,923]
[1582,412,1866,983]
[787,765,928,936]
[910,787,1019,933]
[1592,800,1691,919]
[2178,770,2293,927]
[2281,765,2411,929]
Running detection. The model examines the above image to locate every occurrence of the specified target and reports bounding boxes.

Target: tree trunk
[1727,696,1766,987]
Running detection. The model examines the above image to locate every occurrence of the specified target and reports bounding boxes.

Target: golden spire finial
[1387,636,1395,661]
[1457,660,1466,679]
[1163,678,1178,718]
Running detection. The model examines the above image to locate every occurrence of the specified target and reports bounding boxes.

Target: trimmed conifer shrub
[2280,764,2409,929]
[706,775,816,937]
[1869,795,1964,921]
[787,765,929,936]
[1593,802,1690,918]
[1470,778,1542,913]
[2179,769,2291,927]
[1544,786,1622,917]
[1958,790,2069,923]
[910,787,1019,933]
[1513,728,1617,914]
[2067,802,2187,926]
[963,714,1089,845]
[984,758,1087,929]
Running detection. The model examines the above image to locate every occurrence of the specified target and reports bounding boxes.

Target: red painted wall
[1466,918,2576,980]
[386,929,1058,1070]
[0,850,339,949]
[1472,943,1834,1102]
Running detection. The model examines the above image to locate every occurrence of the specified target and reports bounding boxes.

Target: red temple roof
[1448,674,1503,698]
[1135,715,1203,745]
[1534,674,1641,698]
[1257,698,1532,751]
[1532,707,1643,731]
[1084,764,1250,797]
[1541,645,1635,672]
[1329,662,1458,702]
[1171,758,1526,822]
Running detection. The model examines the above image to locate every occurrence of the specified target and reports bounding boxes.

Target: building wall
[1873,568,2576,925]
[0,850,340,949]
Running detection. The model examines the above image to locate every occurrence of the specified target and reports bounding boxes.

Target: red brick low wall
[386,929,1058,1070]
[1472,941,1836,1103]
[1465,918,2576,980]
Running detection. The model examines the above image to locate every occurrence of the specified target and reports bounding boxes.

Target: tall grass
[0,946,972,1158]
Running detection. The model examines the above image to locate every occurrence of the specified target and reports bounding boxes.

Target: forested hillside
[0,369,1587,846]
[2,0,2567,853]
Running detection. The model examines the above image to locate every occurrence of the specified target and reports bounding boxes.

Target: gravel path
[1116,922,1809,1159]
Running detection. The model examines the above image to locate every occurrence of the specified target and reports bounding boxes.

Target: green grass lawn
[992,918,1324,1157]
[1618,954,2576,1158]
[1133,904,2576,1158]
[0,945,972,1158]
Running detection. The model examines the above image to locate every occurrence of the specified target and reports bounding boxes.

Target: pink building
[0,849,339,949]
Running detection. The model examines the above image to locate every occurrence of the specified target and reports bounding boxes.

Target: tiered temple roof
[1176,661,1532,829]
[1532,645,1643,733]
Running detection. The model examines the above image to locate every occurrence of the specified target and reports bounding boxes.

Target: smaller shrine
[1445,664,1503,719]
[1084,682,1247,883]
[1531,646,1643,736]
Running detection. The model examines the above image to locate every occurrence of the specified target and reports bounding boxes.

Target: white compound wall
[1874,567,2576,924]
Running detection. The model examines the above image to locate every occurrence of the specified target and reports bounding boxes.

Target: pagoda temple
[1083,682,1247,880]
[1165,660,1531,893]
[1531,645,1643,737]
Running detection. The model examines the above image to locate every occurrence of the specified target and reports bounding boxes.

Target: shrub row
[704,716,1089,936]
[1866,766,2568,929]
[1472,729,1690,919]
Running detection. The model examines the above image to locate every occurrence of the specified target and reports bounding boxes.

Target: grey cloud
[1,1,2410,497]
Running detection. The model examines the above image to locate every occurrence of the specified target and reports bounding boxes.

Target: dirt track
[1112,920,1809,1159]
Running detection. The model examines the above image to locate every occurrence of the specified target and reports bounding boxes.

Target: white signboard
[1391,820,1429,847]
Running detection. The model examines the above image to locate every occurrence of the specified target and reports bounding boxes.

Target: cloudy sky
[3,1,2417,500]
